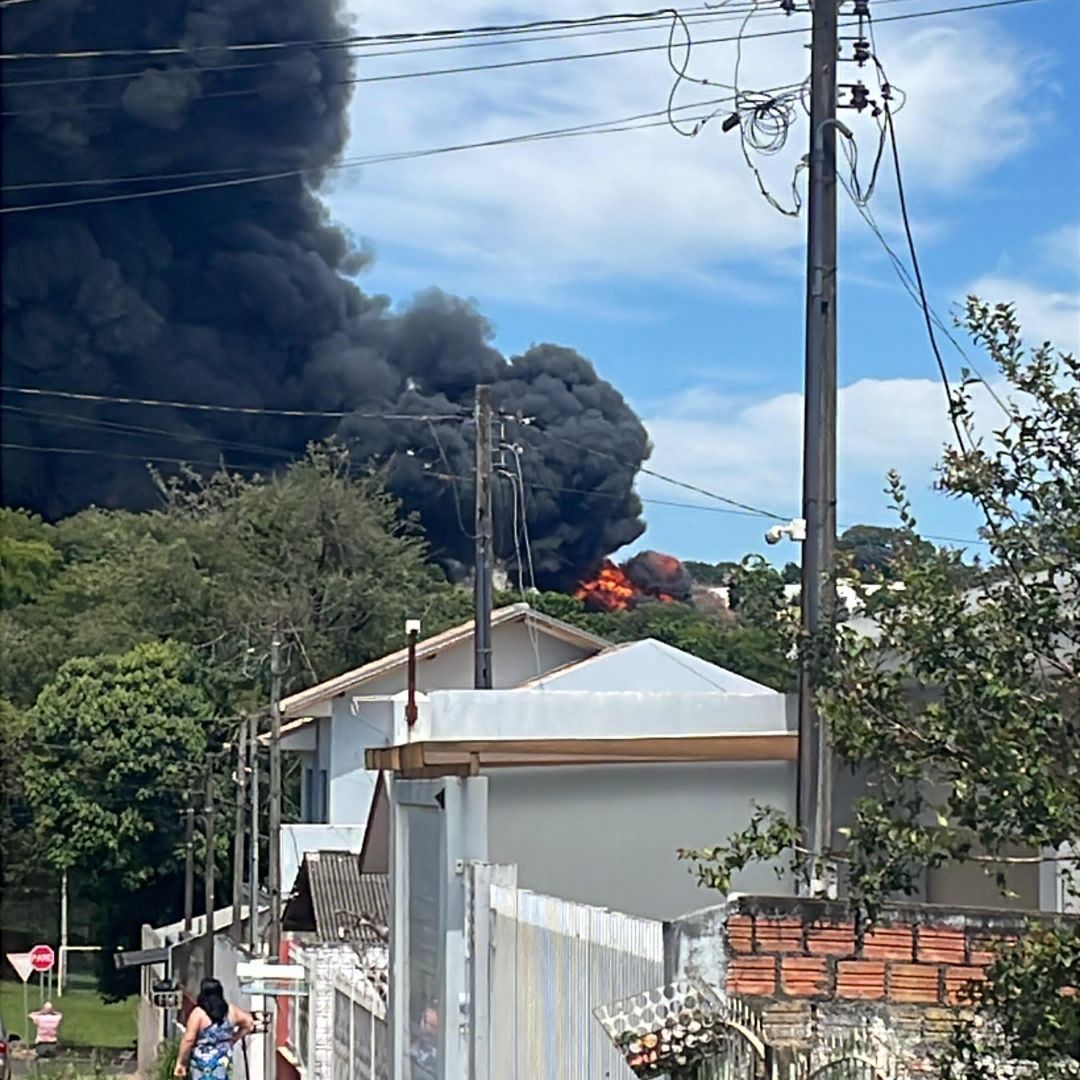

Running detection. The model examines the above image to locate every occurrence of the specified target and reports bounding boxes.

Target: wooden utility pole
[248,711,260,952]
[474,385,494,689]
[203,766,216,977]
[231,719,249,942]
[268,630,284,958]
[184,796,195,936]
[797,0,840,894]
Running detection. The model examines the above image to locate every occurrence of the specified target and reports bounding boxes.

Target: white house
[277,604,612,891]
[276,603,798,911]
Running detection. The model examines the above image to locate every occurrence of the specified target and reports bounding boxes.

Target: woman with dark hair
[175,978,255,1080]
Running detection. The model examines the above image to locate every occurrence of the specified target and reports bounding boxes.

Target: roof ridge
[280,602,609,714]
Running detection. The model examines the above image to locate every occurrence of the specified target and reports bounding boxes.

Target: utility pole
[268,629,284,958]
[203,765,216,977]
[231,718,249,943]
[249,712,260,953]
[474,385,494,689]
[797,0,840,895]
[59,869,68,997]
[184,796,195,936]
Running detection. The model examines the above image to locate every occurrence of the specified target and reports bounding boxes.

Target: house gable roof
[521,638,780,695]
[279,603,610,716]
[281,850,389,944]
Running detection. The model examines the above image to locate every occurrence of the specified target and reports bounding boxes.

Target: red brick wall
[724,903,1015,1009]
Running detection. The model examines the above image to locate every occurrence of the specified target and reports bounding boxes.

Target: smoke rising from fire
[1,0,649,589]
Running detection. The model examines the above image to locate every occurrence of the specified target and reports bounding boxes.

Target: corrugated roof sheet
[285,850,389,945]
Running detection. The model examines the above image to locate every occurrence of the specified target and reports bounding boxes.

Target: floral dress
[190,1018,235,1080]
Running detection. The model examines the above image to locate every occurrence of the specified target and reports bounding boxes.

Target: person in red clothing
[28,1002,62,1058]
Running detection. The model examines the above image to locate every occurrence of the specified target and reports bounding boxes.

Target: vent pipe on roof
[406,620,421,726]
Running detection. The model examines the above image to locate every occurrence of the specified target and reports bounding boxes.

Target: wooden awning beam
[366,733,796,776]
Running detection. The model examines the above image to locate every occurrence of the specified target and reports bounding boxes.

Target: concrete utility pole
[797,0,840,894]
[184,796,195,936]
[59,869,68,997]
[231,718,249,943]
[268,629,284,958]
[248,711,260,952]
[203,767,216,977]
[474,385,494,689]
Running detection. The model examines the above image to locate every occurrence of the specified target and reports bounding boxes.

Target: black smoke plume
[1,0,649,589]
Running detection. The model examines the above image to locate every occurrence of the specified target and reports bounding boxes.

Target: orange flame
[575,559,678,611]
[575,560,636,611]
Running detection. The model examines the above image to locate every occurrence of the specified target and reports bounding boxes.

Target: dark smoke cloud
[1,0,649,588]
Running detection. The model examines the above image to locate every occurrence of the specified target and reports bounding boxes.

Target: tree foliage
[681,301,1080,1077]
[1,444,469,709]
[25,639,216,885]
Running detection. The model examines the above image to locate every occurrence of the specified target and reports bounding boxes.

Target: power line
[2,0,1043,120]
[0,442,268,471]
[1,93,745,193]
[0,8,713,60]
[520,424,789,520]
[0,100,737,210]
[0,6,775,88]
[0,385,471,419]
[2,403,299,459]
[0,0,1051,64]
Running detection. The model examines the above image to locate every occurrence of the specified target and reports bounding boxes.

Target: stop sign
[29,944,55,973]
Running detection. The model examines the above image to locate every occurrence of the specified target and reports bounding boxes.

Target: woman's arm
[229,1005,256,1042]
[174,1009,204,1077]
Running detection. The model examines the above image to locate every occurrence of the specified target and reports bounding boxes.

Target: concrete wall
[486,761,796,921]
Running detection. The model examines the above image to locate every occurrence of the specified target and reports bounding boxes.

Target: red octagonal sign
[29,944,55,973]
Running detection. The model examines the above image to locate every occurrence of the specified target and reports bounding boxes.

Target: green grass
[0,981,137,1049]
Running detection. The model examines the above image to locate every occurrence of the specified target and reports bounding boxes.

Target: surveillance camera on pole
[765,518,807,546]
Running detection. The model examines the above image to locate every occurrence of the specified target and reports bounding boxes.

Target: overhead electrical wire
[0,97,743,209]
[1,93,744,193]
[0,384,471,419]
[0,5,789,88]
[0,0,1052,63]
[0,7,719,60]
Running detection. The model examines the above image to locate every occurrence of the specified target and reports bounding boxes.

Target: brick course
[718,896,1049,1016]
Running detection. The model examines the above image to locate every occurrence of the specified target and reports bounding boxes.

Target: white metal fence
[332,970,390,1080]
[467,864,663,1080]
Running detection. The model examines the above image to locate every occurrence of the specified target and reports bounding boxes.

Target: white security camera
[764,518,808,545]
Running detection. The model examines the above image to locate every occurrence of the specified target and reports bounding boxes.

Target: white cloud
[1037,222,1080,275]
[965,275,1080,354]
[638,375,1009,522]
[328,0,1045,300]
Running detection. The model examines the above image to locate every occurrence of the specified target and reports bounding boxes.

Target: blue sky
[326,0,1079,566]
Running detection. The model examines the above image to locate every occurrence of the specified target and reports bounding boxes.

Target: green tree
[23,640,220,995]
[1,444,466,709]
[0,509,61,607]
[25,640,216,886]
[681,301,1080,1077]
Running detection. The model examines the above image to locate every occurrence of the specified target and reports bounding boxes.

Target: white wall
[346,620,592,697]
[329,698,393,825]
[283,825,368,895]
[486,761,796,922]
